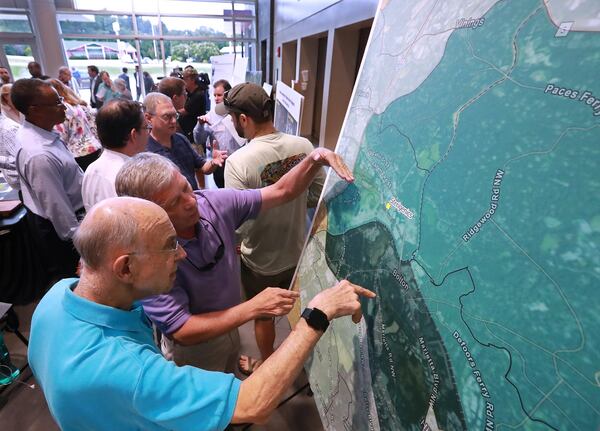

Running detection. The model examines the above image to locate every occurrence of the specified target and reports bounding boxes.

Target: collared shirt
[141,189,262,335]
[82,148,129,211]
[0,113,21,190]
[147,132,206,190]
[193,110,246,154]
[16,120,83,240]
[29,279,241,431]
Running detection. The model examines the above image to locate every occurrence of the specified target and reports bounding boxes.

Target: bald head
[74,197,170,269]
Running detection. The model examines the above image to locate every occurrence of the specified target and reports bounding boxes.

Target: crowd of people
[0,60,375,430]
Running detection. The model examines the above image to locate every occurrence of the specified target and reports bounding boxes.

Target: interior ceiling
[0,0,74,9]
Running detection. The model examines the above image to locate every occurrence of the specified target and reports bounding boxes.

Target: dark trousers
[25,211,79,284]
[75,149,102,172]
[213,163,225,189]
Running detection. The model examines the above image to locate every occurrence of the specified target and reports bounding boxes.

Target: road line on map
[503,124,600,168]
[484,327,581,429]
[457,267,561,430]
[561,379,600,416]
[490,219,585,353]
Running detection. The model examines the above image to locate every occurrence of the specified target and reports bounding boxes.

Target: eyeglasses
[32,96,65,108]
[128,240,181,256]
[149,112,179,122]
[185,217,224,272]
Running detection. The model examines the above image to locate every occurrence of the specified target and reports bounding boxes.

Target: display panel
[293,1,600,430]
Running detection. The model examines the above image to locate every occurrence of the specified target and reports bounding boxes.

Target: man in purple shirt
[115,148,353,372]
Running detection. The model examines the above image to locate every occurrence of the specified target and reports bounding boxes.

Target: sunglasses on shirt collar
[185,217,225,272]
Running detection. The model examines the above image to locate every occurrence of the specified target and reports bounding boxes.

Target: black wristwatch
[301,307,329,332]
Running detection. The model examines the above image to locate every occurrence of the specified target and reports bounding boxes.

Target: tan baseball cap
[215,82,272,120]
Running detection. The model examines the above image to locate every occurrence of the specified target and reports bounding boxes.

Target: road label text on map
[419,337,440,409]
[381,322,397,379]
[392,268,410,290]
[544,84,600,116]
[463,169,505,242]
[456,17,485,29]
[386,197,414,219]
[453,331,495,430]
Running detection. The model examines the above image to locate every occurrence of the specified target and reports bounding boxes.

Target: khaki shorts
[241,260,296,301]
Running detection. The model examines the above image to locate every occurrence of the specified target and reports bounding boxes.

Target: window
[60,0,258,97]
[0,14,31,33]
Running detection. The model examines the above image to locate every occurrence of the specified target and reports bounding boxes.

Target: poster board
[274,80,304,136]
[292,0,600,430]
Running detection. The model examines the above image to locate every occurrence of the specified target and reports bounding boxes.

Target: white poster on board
[210,54,236,86]
[232,56,248,86]
[274,80,304,136]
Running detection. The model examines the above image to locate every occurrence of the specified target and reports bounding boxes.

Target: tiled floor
[0,303,324,431]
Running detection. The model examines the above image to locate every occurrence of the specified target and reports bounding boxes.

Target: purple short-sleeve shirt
[142,188,262,334]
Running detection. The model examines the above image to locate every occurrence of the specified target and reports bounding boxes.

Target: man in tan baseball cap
[220,82,328,374]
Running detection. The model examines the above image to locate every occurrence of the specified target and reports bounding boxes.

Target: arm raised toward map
[259,147,354,212]
[231,280,375,424]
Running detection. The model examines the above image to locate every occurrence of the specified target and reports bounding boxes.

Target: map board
[292,0,600,430]
[274,80,304,136]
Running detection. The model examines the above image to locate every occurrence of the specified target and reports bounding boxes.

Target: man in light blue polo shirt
[29,197,376,430]
[28,197,239,430]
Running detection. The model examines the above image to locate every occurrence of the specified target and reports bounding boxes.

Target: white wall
[258,0,378,148]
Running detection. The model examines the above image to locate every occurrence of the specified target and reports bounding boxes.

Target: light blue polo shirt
[29,279,241,431]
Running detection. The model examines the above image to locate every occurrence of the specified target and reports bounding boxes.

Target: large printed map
[293,0,600,429]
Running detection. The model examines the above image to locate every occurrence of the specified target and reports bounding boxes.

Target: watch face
[302,308,329,332]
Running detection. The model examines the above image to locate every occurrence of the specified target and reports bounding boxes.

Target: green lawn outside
[6,55,211,83]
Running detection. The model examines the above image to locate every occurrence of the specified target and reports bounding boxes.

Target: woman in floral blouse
[47,79,102,171]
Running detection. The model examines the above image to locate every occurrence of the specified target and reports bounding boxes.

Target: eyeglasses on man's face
[32,96,65,108]
[149,112,179,122]
[128,240,181,256]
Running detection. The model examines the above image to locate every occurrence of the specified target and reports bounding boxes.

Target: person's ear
[239,113,248,126]
[113,254,135,283]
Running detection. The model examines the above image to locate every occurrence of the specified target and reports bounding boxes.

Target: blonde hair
[45,78,86,106]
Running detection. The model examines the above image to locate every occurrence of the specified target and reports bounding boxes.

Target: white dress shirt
[82,148,130,211]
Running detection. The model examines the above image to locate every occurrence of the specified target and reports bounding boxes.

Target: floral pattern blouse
[54,103,102,158]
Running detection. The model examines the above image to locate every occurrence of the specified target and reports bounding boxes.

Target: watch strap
[301,307,329,332]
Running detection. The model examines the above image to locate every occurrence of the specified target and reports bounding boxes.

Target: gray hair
[0,83,12,107]
[113,78,127,92]
[115,152,180,201]
[57,66,70,74]
[73,204,139,269]
[143,92,172,114]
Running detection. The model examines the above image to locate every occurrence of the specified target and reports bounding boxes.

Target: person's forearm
[260,154,324,211]
[171,300,256,345]
[232,320,321,424]
[200,159,216,174]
